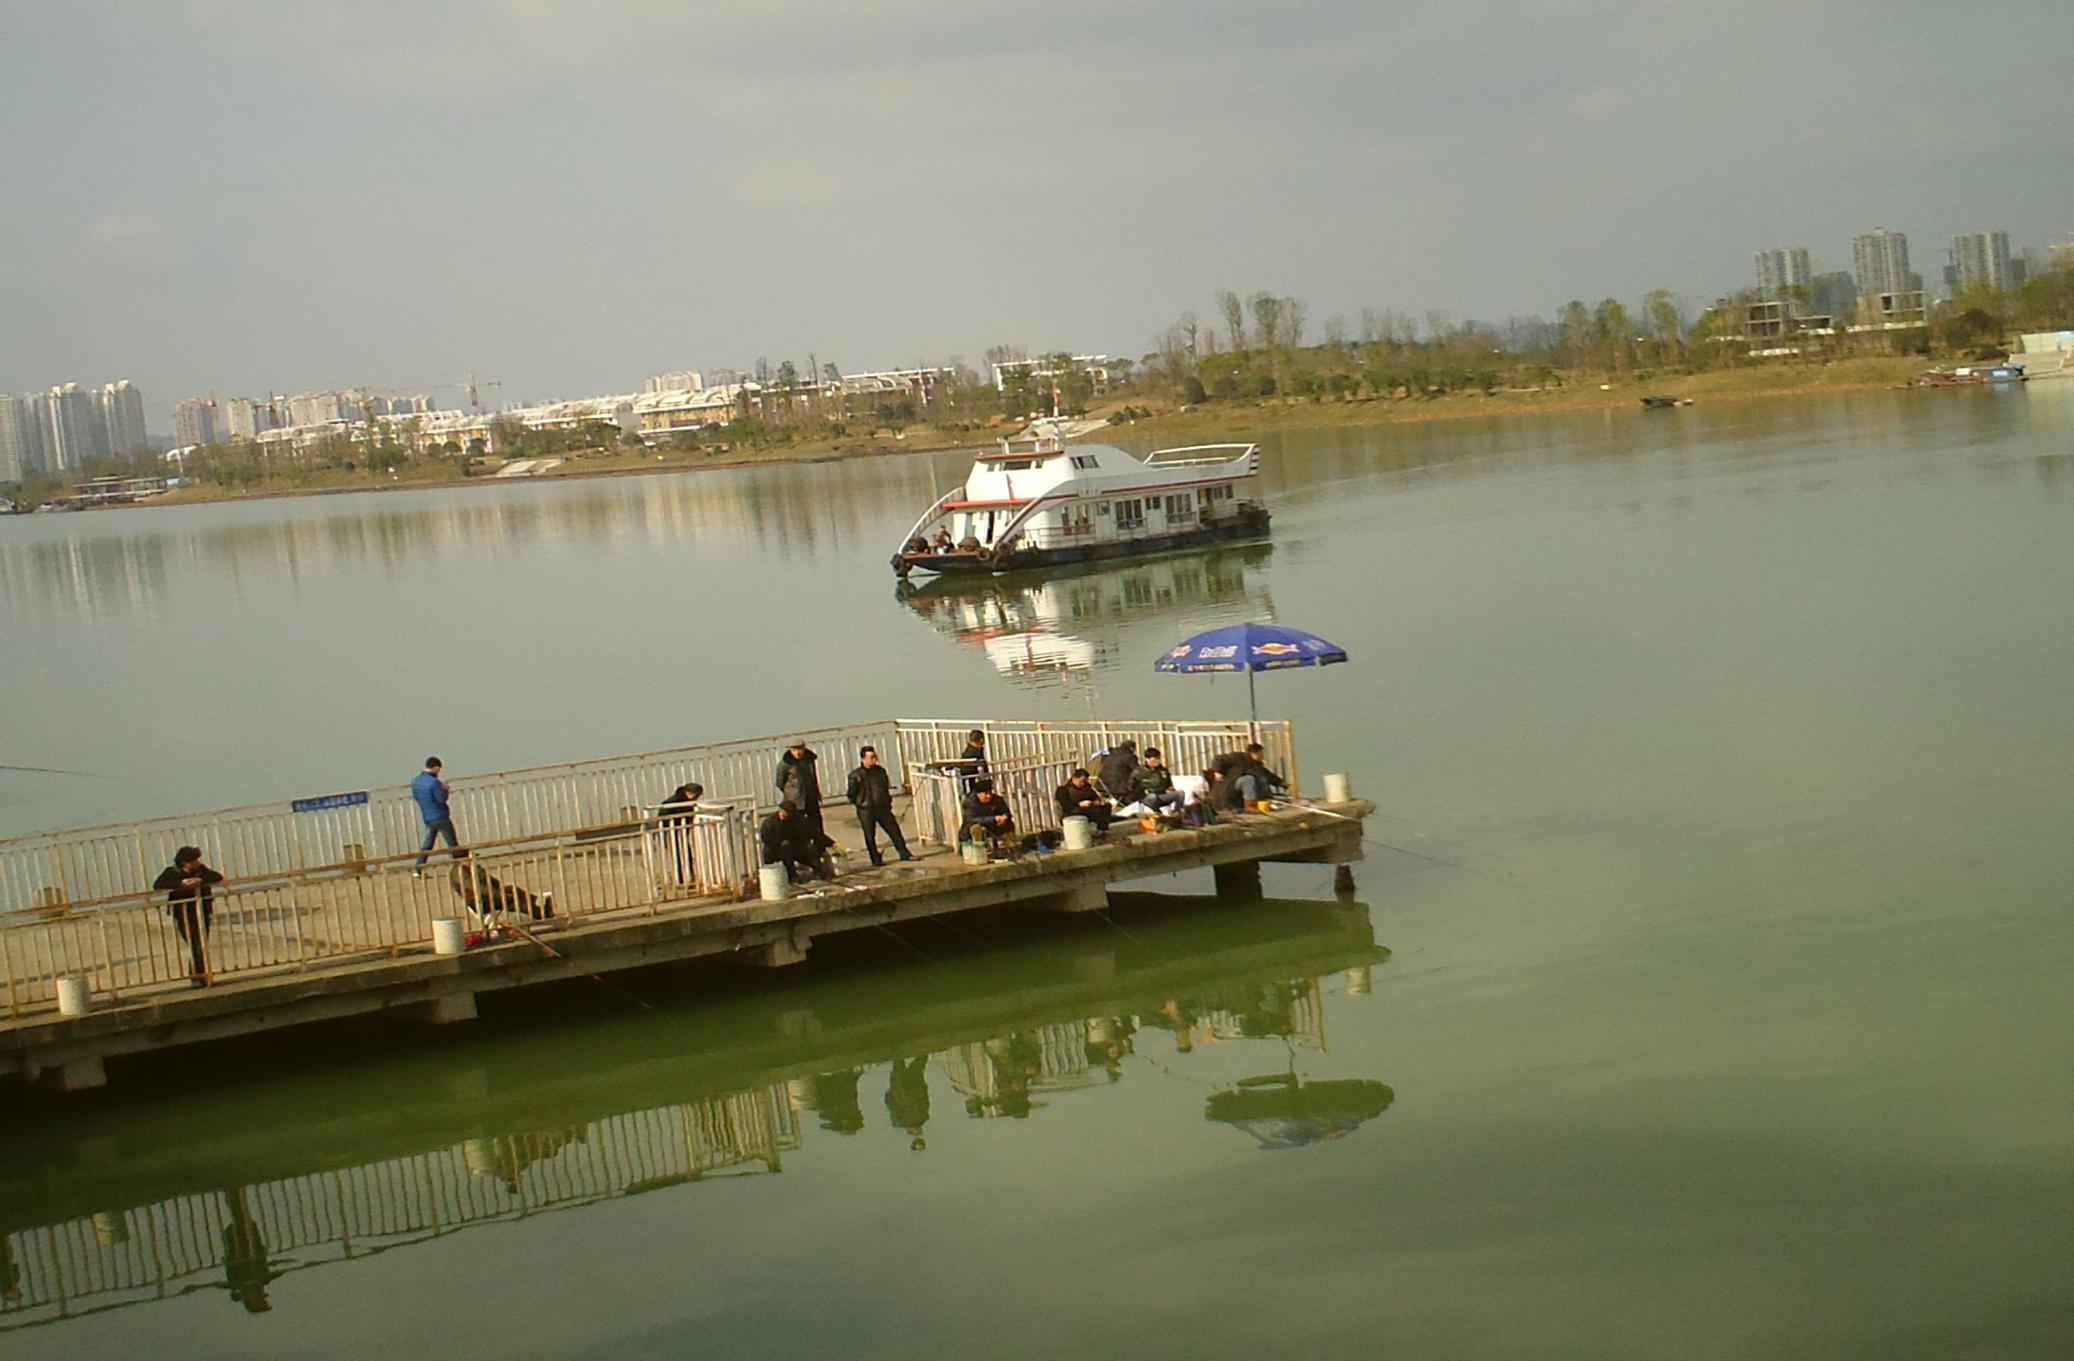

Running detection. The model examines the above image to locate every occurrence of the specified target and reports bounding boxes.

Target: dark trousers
[171,902,213,977]
[416,818,459,867]
[857,807,911,865]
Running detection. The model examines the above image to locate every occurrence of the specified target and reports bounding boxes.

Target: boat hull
[894,507,1271,577]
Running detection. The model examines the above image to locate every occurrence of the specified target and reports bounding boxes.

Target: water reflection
[0,458,948,624]
[894,545,1276,688]
[0,896,1386,1332]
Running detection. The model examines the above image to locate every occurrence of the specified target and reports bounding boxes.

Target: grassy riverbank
[93,356,1928,510]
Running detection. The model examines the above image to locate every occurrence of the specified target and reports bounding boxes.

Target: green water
[2,388,2071,1356]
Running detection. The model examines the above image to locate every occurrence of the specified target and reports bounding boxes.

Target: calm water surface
[2,388,2071,1357]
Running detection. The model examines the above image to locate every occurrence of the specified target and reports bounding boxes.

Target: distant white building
[1852,229,1919,298]
[1754,246,1812,298]
[989,354,1114,392]
[101,380,148,456]
[1947,230,2017,294]
[644,371,704,394]
[632,382,761,438]
[173,397,219,448]
[46,383,108,469]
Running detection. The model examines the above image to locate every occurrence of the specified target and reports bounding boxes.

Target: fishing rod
[494,913,657,1013]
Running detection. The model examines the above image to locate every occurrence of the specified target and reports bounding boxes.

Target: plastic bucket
[960,840,990,866]
[759,864,793,901]
[56,976,91,1016]
[1322,772,1353,803]
[432,917,468,956]
[1062,816,1095,850]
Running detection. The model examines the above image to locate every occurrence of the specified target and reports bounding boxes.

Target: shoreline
[23,357,1930,513]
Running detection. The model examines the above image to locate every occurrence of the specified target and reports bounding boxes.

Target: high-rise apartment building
[46,382,110,469]
[101,380,148,456]
[1853,229,1918,297]
[222,396,276,439]
[0,393,33,481]
[1754,247,1812,298]
[1947,230,2016,294]
[173,397,219,448]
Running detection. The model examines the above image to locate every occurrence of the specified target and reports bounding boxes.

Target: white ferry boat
[891,425,1268,577]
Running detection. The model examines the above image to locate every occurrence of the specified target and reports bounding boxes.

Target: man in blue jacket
[412,756,460,874]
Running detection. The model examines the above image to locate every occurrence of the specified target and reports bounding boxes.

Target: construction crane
[461,372,502,413]
[431,375,503,412]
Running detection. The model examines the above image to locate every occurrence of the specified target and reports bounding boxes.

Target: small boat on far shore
[1639,395,1694,410]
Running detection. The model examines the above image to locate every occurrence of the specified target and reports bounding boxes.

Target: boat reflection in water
[895,544,1276,687]
[0,894,1386,1332]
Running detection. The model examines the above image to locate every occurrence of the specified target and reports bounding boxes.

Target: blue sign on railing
[291,791,370,814]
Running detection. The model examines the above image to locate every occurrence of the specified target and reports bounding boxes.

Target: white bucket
[759,864,793,901]
[1345,964,1372,996]
[1322,771,1353,803]
[1062,816,1095,850]
[56,976,91,1017]
[960,840,989,866]
[431,917,468,955]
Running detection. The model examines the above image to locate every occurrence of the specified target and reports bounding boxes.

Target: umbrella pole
[1247,666,1258,729]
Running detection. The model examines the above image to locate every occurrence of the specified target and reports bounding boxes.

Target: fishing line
[497,915,657,1013]
[0,764,114,779]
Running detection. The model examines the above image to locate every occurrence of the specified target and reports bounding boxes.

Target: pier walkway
[0,718,1368,1090]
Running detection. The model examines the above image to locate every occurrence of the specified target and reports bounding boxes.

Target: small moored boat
[892,425,1268,577]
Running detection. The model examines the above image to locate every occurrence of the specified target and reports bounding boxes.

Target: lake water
[3,388,2071,1357]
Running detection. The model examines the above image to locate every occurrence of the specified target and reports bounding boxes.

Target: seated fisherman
[961,783,1017,853]
[1209,743,1288,810]
[1136,747,1184,813]
[933,528,955,553]
[1055,767,1114,833]
[760,799,832,883]
[1095,740,1141,804]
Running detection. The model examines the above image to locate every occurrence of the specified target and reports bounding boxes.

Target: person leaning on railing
[655,782,703,882]
[153,845,224,987]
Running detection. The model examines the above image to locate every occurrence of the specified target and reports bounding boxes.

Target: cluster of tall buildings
[172,390,438,448]
[0,380,148,482]
[1753,226,2053,314]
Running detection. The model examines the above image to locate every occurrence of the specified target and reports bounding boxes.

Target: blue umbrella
[1153,621,1349,721]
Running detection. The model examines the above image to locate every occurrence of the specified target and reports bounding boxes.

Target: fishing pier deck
[0,719,1369,1091]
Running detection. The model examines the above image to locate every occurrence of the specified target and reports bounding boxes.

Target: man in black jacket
[760,800,831,882]
[775,741,832,847]
[153,845,224,986]
[961,784,1016,853]
[845,746,915,867]
[1210,743,1287,810]
[1056,768,1114,833]
[1096,740,1141,803]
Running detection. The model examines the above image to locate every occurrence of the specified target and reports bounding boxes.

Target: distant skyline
[4,1,2071,426]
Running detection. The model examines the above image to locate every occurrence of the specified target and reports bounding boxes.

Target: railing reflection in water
[0,1085,799,1328]
[1,943,1376,1330]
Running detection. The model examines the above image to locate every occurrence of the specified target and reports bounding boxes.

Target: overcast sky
[4,1,2070,423]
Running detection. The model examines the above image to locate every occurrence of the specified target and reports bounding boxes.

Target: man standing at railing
[153,845,223,987]
[846,746,916,867]
[411,756,460,875]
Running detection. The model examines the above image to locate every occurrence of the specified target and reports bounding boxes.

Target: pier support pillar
[1334,864,1357,899]
[743,936,809,968]
[421,992,478,1026]
[54,1055,108,1092]
[1213,859,1263,901]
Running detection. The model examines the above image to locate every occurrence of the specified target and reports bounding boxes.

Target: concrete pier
[1,797,1368,1089]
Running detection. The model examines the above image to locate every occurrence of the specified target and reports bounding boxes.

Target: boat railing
[896,484,967,549]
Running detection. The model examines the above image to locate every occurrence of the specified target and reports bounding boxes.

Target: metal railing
[907,755,1078,845]
[1,805,759,1017]
[0,719,1283,1016]
[0,721,900,912]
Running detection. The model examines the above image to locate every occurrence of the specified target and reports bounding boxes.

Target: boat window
[1096,502,1111,517]
[1115,498,1145,531]
[994,458,1042,470]
[1071,454,1098,469]
[1164,492,1195,520]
